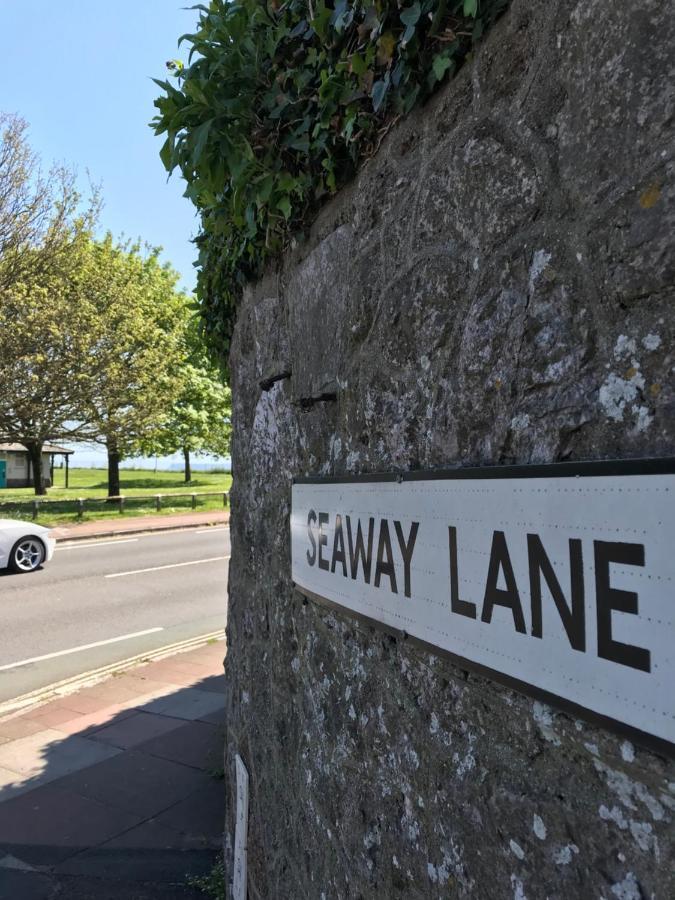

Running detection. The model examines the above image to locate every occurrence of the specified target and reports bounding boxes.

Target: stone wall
[224,1,674,897]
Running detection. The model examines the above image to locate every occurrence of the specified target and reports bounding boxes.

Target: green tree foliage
[136,318,232,483]
[79,237,190,497]
[0,112,99,294]
[0,113,99,494]
[152,0,507,363]
[0,260,99,494]
[1,114,227,497]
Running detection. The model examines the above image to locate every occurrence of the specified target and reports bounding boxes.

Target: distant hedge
[152,0,508,364]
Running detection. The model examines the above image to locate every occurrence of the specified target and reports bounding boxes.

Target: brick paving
[0,640,226,898]
[52,509,230,542]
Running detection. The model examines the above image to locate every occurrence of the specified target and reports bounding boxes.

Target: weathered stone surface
[224,1,674,897]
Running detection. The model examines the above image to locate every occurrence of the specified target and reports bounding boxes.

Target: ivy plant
[152,0,508,364]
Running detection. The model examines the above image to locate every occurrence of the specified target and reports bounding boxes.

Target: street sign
[291,460,675,754]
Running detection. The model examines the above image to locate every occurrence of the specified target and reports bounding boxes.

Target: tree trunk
[107,441,121,498]
[183,447,191,483]
[25,441,47,496]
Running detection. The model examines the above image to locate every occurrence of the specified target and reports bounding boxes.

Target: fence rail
[0,491,229,520]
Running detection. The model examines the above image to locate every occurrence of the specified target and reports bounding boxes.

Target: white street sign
[291,463,674,752]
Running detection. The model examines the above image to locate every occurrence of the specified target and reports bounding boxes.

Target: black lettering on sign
[481,531,526,634]
[528,534,585,651]
[307,509,317,566]
[331,514,347,576]
[346,516,374,584]
[394,521,419,598]
[449,526,476,619]
[594,541,650,673]
[374,520,397,594]
[318,512,329,571]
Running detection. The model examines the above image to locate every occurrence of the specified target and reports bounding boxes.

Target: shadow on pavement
[0,666,226,899]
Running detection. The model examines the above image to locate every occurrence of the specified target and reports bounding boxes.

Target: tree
[0,112,98,293]
[0,265,100,494]
[0,112,99,493]
[137,318,232,482]
[79,237,189,497]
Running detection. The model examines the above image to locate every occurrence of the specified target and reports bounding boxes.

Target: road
[0,527,230,703]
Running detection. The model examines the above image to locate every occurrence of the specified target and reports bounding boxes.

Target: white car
[0,519,56,573]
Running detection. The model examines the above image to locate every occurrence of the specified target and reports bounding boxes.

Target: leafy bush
[187,859,226,899]
[152,0,508,363]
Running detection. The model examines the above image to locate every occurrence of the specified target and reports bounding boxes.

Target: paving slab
[48,692,119,716]
[0,730,121,801]
[55,845,217,888]
[98,818,213,851]
[55,705,137,737]
[0,867,57,900]
[140,687,225,722]
[52,874,208,899]
[136,720,222,771]
[194,673,226,695]
[152,783,225,846]
[0,639,226,896]
[87,711,187,750]
[25,704,92,729]
[0,784,143,866]
[197,706,226,727]
[55,750,212,819]
[0,716,46,741]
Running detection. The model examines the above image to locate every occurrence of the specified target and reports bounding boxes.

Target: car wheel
[8,537,46,574]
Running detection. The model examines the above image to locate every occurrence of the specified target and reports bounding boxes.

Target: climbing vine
[152,0,508,364]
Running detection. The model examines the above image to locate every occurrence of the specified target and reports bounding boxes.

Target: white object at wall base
[232,754,249,900]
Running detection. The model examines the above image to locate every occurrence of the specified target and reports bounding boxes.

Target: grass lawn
[0,467,232,527]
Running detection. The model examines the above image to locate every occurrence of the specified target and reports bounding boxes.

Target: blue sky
[0,0,199,291]
[0,1,228,468]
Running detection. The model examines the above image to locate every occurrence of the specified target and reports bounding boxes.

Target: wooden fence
[0,491,229,520]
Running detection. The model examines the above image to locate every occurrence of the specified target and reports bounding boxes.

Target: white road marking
[105,555,230,579]
[195,527,229,534]
[114,527,230,540]
[56,538,139,551]
[0,628,164,672]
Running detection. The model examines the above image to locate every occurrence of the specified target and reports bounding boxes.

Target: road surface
[0,527,230,703]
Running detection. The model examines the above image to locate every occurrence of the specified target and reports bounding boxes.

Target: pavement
[51,509,230,542]
[0,527,230,702]
[0,639,227,899]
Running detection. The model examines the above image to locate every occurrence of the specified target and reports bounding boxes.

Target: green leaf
[400,3,421,27]
[376,32,396,65]
[402,23,416,45]
[159,137,174,171]
[432,53,453,81]
[245,204,257,237]
[191,119,213,166]
[277,196,292,219]
[349,53,367,76]
[150,0,507,366]
[371,78,389,113]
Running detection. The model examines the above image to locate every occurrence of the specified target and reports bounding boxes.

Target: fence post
[156,495,161,512]
[119,496,125,514]
[32,500,39,521]
[78,498,84,519]
[192,493,197,510]
[223,491,229,507]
